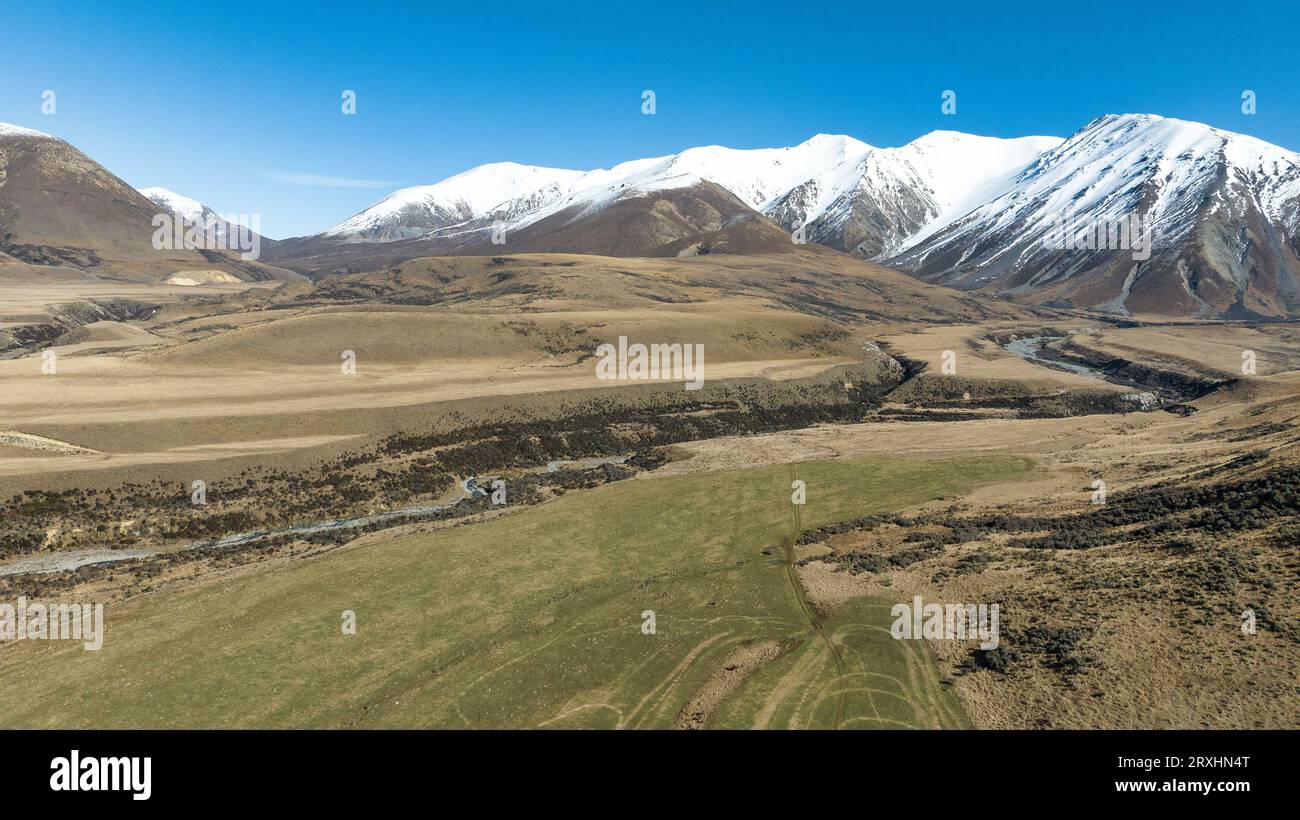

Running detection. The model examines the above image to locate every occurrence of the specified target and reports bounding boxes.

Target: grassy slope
[0,455,1030,728]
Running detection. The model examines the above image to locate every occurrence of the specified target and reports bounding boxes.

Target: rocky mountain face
[887,115,1300,318]
[765,132,1061,259]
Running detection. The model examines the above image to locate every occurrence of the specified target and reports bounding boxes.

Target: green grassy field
[0,454,1030,728]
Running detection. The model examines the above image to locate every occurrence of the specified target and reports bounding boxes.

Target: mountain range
[260,113,1300,318]
[263,130,1064,273]
[4,114,1299,318]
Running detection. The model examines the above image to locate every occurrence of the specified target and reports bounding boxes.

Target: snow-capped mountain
[299,131,1059,272]
[319,132,1058,248]
[262,135,890,271]
[322,135,874,242]
[765,132,1061,258]
[139,187,262,247]
[323,164,589,241]
[889,114,1300,317]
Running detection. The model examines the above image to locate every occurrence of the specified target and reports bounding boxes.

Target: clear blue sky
[2,0,1297,238]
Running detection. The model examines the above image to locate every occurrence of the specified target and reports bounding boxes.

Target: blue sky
[2,0,1297,238]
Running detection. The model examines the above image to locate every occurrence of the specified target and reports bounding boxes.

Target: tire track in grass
[784,463,848,730]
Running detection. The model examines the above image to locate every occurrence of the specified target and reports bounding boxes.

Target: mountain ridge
[889,113,1300,317]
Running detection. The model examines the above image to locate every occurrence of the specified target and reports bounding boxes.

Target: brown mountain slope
[0,127,298,283]
[261,183,795,277]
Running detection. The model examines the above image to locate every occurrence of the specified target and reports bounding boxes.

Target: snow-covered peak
[1004,113,1293,237]
[0,122,54,139]
[481,136,877,236]
[886,130,1063,212]
[325,163,585,237]
[885,112,1300,318]
[138,186,258,244]
[892,115,1209,256]
[139,186,209,223]
[758,129,1064,257]
[1051,112,1299,178]
[626,135,874,209]
[867,132,1054,209]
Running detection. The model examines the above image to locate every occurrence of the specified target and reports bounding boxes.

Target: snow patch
[0,122,54,139]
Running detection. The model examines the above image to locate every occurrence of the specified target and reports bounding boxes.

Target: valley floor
[0,254,1296,729]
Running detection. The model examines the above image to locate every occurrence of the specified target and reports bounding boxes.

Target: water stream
[0,457,631,578]
[1002,335,1107,380]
